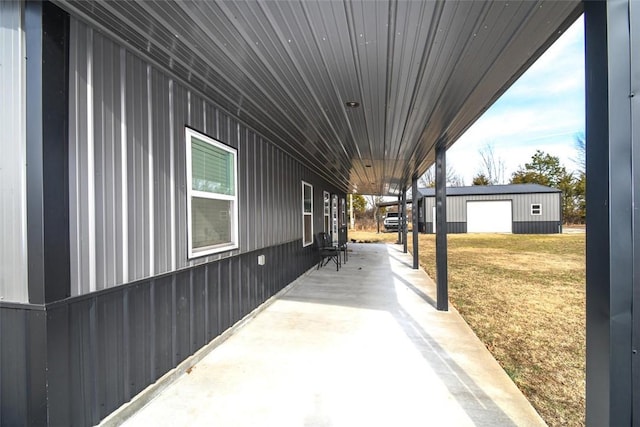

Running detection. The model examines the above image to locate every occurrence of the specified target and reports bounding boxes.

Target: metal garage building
[418,184,562,234]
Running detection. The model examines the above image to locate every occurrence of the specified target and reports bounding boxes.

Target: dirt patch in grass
[349,230,585,427]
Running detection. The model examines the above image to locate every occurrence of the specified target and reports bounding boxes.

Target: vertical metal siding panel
[219,260,231,332]
[266,140,272,245]
[248,132,257,252]
[192,266,207,351]
[204,102,215,138]
[146,66,155,277]
[267,143,274,247]
[69,21,95,296]
[46,304,71,425]
[168,79,176,272]
[175,271,191,363]
[274,149,282,244]
[129,54,144,281]
[448,196,464,222]
[0,308,28,424]
[104,38,122,289]
[127,283,152,397]
[0,1,28,302]
[238,127,248,251]
[68,18,80,296]
[259,138,266,248]
[93,34,107,290]
[152,69,171,275]
[292,156,299,242]
[173,84,188,270]
[96,293,125,418]
[119,46,129,285]
[69,299,97,425]
[206,263,221,340]
[85,27,97,294]
[189,91,204,132]
[153,276,173,379]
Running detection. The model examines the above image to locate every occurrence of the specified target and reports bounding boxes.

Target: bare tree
[477,143,506,185]
[419,163,465,187]
[572,132,585,174]
[365,195,385,233]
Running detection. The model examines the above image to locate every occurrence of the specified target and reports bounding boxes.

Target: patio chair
[317,232,340,271]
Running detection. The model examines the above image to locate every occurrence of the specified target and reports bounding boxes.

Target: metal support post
[402,187,408,253]
[412,177,419,269]
[584,1,637,424]
[435,142,448,311]
[397,195,402,244]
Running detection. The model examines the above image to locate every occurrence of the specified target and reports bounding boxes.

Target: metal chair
[317,232,340,271]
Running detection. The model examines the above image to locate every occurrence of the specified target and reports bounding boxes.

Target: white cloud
[447,15,585,186]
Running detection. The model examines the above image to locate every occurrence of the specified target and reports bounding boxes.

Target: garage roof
[54,0,582,195]
[418,183,562,198]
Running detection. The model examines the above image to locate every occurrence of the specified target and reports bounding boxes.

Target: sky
[446,15,585,185]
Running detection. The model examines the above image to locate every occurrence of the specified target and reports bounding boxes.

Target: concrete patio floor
[106,243,546,427]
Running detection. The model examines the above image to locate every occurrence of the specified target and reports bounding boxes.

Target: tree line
[472,137,585,224]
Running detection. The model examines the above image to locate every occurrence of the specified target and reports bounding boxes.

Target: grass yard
[349,230,586,427]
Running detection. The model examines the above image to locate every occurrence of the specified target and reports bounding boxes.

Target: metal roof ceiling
[55,0,582,195]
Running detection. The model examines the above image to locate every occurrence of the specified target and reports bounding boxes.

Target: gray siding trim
[68,18,344,295]
[512,221,561,234]
[0,0,28,303]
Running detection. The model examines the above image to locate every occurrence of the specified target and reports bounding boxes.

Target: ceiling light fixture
[345,101,360,108]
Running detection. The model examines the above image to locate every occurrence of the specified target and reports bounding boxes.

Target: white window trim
[302,181,313,247]
[185,127,239,258]
[531,203,542,216]
[323,191,330,232]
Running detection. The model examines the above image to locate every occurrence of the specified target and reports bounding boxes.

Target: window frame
[302,181,313,247]
[323,191,330,233]
[531,203,542,216]
[185,127,239,259]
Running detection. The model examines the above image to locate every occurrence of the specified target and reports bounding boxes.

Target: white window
[323,191,330,233]
[302,182,313,247]
[186,127,238,258]
[531,204,542,215]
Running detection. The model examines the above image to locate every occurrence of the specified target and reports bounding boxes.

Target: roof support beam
[585,0,637,424]
[435,142,448,311]
[412,176,419,269]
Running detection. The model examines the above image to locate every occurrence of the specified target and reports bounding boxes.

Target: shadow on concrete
[282,243,520,426]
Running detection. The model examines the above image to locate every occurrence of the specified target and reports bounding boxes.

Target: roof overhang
[54,0,583,195]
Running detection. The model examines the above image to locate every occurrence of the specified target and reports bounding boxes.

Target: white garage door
[466,200,512,233]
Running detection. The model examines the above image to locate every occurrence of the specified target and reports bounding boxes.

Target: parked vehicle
[383,212,403,231]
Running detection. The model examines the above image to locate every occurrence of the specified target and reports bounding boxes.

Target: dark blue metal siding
[425,222,466,234]
[512,221,561,234]
[447,222,467,234]
[0,306,47,425]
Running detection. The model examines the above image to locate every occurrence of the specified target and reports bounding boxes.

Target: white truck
[383,212,402,231]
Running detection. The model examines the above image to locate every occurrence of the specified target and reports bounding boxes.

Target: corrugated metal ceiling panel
[55,0,582,195]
